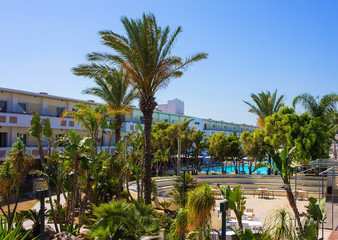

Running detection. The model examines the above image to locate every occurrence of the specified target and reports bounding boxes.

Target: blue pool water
[201,165,268,175]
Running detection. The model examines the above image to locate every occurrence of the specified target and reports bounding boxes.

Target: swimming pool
[201,165,268,175]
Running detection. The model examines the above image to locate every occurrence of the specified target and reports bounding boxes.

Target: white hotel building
[0,87,256,161]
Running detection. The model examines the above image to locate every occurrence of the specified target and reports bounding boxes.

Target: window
[0,133,7,147]
[18,103,27,113]
[17,133,27,145]
[164,119,168,123]
[140,116,144,123]
[0,101,7,112]
[56,107,65,117]
[195,122,200,125]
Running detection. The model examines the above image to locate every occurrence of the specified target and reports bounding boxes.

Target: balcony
[0,112,82,130]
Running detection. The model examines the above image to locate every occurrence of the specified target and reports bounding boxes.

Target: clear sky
[1,1,337,126]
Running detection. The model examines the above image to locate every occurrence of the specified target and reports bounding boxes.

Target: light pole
[33,177,48,240]
[220,200,228,240]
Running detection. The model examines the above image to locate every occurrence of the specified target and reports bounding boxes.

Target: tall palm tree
[85,13,207,204]
[72,67,138,145]
[243,89,285,128]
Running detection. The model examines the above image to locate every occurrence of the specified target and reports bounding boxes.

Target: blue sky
[1,1,337,126]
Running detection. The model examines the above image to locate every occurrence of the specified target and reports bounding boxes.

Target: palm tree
[85,13,207,204]
[72,67,138,144]
[293,93,338,160]
[265,208,296,240]
[186,183,215,238]
[243,89,285,128]
[292,93,337,123]
[0,138,31,230]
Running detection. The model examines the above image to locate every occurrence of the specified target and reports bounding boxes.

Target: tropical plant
[55,130,94,229]
[19,209,46,237]
[89,200,160,240]
[292,93,337,123]
[73,67,138,144]
[86,13,207,204]
[169,172,199,207]
[186,184,215,237]
[243,89,285,128]
[293,92,338,160]
[217,185,246,231]
[264,107,331,161]
[167,208,188,240]
[258,146,304,235]
[241,129,266,174]
[0,138,31,230]
[0,216,31,240]
[264,208,296,240]
[299,197,326,239]
[63,103,110,152]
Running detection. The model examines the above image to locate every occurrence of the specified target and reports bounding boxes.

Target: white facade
[0,87,256,161]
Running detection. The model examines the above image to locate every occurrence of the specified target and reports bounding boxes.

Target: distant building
[158,98,184,115]
[0,87,256,161]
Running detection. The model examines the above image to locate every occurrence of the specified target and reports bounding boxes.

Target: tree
[243,89,285,128]
[264,107,331,161]
[189,130,207,175]
[292,93,337,124]
[241,129,266,174]
[56,130,94,228]
[63,103,110,152]
[293,93,338,160]
[73,67,138,144]
[263,146,304,234]
[208,132,227,174]
[0,138,31,230]
[87,13,207,204]
[226,132,242,174]
[186,183,215,238]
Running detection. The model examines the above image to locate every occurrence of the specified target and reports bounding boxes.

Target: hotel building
[0,87,256,161]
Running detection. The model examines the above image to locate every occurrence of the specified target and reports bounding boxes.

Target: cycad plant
[86,13,207,204]
[89,200,160,240]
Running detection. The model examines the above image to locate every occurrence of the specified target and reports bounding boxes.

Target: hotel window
[0,132,7,147]
[56,107,65,117]
[18,103,27,113]
[17,133,27,145]
[0,101,7,112]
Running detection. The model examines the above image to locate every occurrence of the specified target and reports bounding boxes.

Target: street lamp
[33,177,48,240]
[220,200,229,240]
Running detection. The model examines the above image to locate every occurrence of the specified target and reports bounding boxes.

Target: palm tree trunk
[115,114,122,145]
[140,96,157,205]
